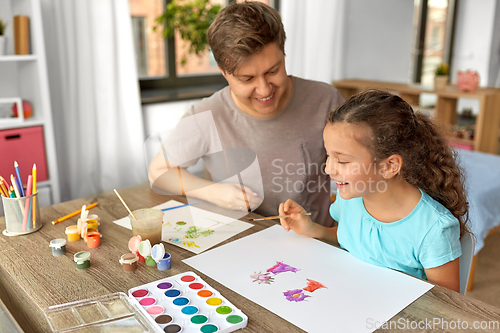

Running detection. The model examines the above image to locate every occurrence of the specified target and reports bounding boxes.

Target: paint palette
[129,272,248,333]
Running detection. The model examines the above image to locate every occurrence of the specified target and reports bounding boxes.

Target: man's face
[221,43,292,118]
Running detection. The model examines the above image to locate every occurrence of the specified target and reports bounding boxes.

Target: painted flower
[267,262,300,274]
[250,272,274,284]
[283,289,310,302]
[303,279,327,293]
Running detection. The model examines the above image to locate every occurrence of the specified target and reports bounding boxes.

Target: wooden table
[1,185,499,332]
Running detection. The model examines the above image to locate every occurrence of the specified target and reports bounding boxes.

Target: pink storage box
[0,126,49,186]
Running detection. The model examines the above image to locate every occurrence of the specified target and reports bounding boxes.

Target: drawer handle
[5,135,21,140]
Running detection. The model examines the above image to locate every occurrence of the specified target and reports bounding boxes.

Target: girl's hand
[278,199,316,237]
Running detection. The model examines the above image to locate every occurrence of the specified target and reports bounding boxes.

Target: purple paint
[157,282,173,290]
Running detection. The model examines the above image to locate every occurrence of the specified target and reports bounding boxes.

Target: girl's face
[323,122,386,200]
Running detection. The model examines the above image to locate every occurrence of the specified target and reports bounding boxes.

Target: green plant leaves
[155,0,221,65]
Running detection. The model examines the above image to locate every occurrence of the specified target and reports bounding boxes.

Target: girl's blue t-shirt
[330,190,462,280]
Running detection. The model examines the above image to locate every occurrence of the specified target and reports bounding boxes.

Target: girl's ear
[382,154,403,179]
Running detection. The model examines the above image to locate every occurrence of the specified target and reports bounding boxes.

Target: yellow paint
[206,298,223,306]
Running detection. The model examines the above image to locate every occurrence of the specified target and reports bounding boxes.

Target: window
[411,0,458,85]
[129,0,280,103]
[131,17,149,77]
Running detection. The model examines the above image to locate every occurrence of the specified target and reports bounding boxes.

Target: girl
[279,90,469,292]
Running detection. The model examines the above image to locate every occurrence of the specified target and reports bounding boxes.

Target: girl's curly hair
[327,90,468,236]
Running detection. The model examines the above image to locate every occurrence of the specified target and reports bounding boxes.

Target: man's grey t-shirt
[164,76,344,227]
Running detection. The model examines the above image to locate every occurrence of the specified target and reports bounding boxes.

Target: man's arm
[149,152,262,211]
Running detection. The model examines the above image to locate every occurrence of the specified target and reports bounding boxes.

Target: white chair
[459,229,475,295]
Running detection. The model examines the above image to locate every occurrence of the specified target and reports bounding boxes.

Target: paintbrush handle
[252,212,311,221]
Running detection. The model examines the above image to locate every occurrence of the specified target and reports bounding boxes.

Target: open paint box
[44,272,247,333]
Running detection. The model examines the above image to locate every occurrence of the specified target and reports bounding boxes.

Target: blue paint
[165,289,181,297]
[173,297,189,306]
[181,305,198,315]
[157,253,171,271]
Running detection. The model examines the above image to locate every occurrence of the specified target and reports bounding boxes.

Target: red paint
[181,275,196,282]
[189,282,204,290]
[132,289,149,297]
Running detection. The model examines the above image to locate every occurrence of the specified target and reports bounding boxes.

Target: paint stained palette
[129,272,248,333]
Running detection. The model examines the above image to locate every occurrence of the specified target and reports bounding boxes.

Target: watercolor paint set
[43,272,247,333]
[129,272,248,333]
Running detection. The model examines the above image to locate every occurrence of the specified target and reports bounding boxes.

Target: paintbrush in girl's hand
[251,212,311,221]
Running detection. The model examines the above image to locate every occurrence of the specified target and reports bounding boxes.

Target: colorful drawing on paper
[283,279,327,302]
[267,261,300,274]
[283,289,310,302]
[251,261,326,302]
[250,272,275,284]
[251,261,300,284]
[113,199,253,254]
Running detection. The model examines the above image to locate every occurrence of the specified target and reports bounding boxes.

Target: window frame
[139,0,280,104]
[412,0,458,83]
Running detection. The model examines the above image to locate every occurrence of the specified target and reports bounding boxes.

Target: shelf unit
[0,0,61,210]
[332,79,500,154]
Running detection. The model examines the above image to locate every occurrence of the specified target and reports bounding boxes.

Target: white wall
[451,0,496,86]
[343,0,414,83]
[488,1,500,87]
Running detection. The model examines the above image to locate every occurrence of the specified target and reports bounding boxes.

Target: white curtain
[41,0,147,201]
[281,0,346,84]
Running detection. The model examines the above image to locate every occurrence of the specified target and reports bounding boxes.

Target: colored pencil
[22,175,32,231]
[14,161,24,197]
[114,189,136,220]
[51,202,98,225]
[161,201,199,212]
[251,212,312,221]
[8,186,23,224]
[0,184,5,197]
[10,174,25,213]
[0,176,9,197]
[11,175,21,198]
[32,164,37,227]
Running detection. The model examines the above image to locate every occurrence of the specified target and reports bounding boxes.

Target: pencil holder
[2,192,41,236]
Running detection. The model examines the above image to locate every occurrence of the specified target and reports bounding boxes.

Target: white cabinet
[0,0,60,211]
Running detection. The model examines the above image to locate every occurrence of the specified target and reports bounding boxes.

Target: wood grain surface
[0,184,499,332]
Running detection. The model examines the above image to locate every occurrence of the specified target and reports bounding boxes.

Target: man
[149,1,343,226]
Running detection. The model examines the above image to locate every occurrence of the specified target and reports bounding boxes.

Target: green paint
[200,324,218,333]
[190,315,208,324]
[226,315,243,324]
[200,229,215,237]
[176,221,186,225]
[185,226,215,239]
[216,306,232,315]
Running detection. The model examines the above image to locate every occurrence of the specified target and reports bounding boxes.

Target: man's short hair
[207,1,286,75]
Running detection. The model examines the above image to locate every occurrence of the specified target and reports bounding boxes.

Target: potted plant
[434,63,449,90]
[0,19,7,56]
[155,0,221,66]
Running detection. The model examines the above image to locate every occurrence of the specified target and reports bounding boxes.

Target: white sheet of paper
[113,200,253,254]
[183,225,433,333]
